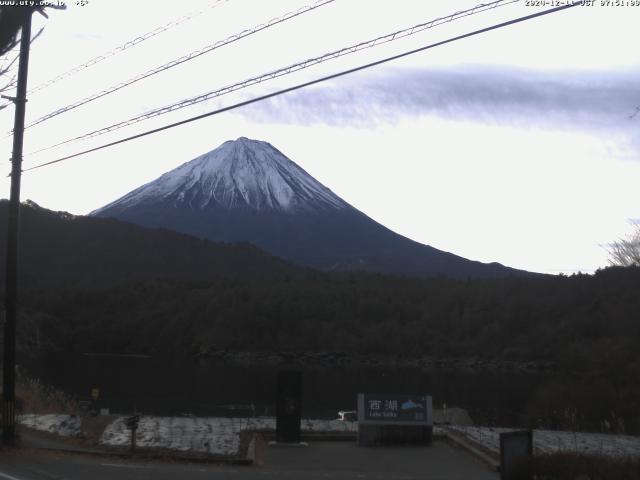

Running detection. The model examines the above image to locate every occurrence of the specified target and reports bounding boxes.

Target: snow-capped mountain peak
[94,137,348,214]
[91,137,526,279]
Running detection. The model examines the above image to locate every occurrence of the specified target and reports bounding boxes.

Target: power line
[27,0,230,95]
[22,0,336,130]
[22,3,579,174]
[28,0,519,155]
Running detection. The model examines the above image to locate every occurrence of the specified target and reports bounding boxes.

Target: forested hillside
[0,200,305,289]
[3,201,639,433]
[14,266,640,432]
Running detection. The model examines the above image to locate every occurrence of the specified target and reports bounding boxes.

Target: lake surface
[22,353,552,426]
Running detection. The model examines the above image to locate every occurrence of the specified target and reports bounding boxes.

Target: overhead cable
[29,0,518,154]
[22,3,580,173]
[23,0,336,129]
[28,0,231,95]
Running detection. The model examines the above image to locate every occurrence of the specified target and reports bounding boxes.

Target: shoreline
[194,349,557,372]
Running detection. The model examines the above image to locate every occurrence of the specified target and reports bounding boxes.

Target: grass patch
[1,368,78,414]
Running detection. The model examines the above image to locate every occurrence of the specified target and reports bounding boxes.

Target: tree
[0,6,45,57]
[0,4,63,110]
[608,223,640,267]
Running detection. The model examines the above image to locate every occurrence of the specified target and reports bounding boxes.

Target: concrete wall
[357,424,433,446]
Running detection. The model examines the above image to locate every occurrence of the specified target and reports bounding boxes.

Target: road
[0,441,498,480]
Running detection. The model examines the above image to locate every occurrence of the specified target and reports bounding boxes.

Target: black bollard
[276,370,302,443]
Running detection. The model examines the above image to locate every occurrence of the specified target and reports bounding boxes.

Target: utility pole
[2,10,32,447]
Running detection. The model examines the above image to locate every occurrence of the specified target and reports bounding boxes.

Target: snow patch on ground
[245,417,356,433]
[301,418,358,433]
[99,416,357,456]
[101,416,243,456]
[20,414,638,460]
[447,426,640,458]
[18,414,81,437]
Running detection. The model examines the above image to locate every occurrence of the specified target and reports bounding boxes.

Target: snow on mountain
[93,137,348,215]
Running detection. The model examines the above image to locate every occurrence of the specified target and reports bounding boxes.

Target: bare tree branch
[30,26,44,44]
[0,5,62,57]
[0,73,17,93]
[0,23,45,99]
[0,51,20,76]
[607,223,640,267]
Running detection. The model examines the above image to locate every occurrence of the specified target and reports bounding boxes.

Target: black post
[2,11,32,447]
[125,414,140,452]
[130,426,137,452]
[276,370,302,443]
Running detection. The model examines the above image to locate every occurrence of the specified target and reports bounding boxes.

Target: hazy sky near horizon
[1,0,639,274]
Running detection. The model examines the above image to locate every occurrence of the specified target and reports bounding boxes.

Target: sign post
[125,415,140,452]
[357,393,433,446]
[90,388,100,416]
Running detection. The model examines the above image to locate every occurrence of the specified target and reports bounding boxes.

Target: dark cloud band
[236,65,640,144]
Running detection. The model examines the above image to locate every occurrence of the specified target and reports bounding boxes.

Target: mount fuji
[91,137,526,278]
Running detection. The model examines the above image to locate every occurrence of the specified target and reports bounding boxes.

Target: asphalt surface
[0,441,498,480]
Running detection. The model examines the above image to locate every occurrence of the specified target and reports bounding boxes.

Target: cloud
[236,65,640,153]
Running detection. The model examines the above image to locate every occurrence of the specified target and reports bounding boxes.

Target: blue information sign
[358,394,432,425]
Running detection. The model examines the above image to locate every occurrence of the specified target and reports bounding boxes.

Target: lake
[21,353,552,426]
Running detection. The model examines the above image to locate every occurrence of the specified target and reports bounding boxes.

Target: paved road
[0,441,498,480]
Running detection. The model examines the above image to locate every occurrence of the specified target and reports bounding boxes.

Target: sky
[1,0,639,274]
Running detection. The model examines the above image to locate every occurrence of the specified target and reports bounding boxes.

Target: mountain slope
[92,137,530,279]
[0,200,304,289]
